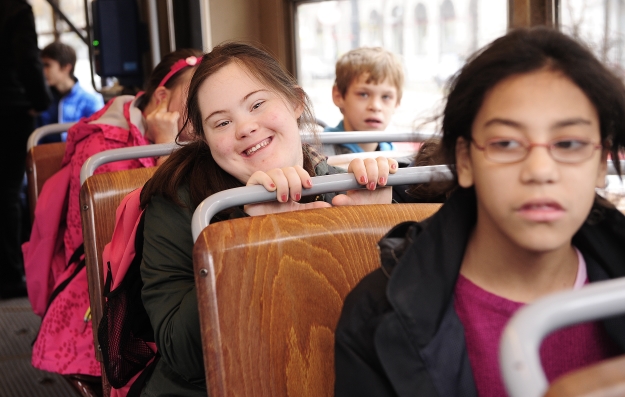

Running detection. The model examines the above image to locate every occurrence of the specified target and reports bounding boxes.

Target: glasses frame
[471,137,604,164]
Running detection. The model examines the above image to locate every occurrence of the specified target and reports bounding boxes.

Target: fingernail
[368,182,376,190]
[270,183,276,188]
[360,176,366,183]
[281,194,287,202]
[307,179,312,187]
[379,177,385,185]
[295,193,301,201]
[391,163,397,169]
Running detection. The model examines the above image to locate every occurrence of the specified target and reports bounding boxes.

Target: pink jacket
[25,95,156,376]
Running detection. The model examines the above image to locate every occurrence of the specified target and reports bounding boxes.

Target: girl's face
[198,62,304,184]
[456,69,607,253]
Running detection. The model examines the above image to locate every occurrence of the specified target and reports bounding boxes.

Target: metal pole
[147,0,161,67]
[166,0,176,52]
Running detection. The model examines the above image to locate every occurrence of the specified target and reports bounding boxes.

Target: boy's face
[42,57,71,88]
[332,73,400,131]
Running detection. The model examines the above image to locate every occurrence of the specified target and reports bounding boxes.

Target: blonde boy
[324,47,404,154]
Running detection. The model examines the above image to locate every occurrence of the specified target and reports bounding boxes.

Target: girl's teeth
[246,139,269,155]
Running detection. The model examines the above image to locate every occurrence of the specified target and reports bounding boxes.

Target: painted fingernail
[368,182,376,190]
[281,194,287,202]
[379,177,386,185]
[270,183,276,188]
[391,163,397,169]
[360,176,366,183]
[307,179,313,187]
[295,193,301,201]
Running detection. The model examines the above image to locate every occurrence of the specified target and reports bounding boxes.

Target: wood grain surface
[25,142,66,224]
[79,167,155,368]
[545,354,625,397]
[194,203,441,397]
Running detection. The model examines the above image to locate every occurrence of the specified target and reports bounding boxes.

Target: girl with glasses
[335,27,625,397]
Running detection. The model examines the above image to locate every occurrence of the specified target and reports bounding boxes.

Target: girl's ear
[456,137,474,188]
[596,149,609,188]
[153,86,169,106]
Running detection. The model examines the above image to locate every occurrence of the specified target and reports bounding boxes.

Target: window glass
[295,0,507,131]
[30,0,100,93]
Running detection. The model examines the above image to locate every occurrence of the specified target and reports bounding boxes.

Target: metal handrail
[309,130,437,144]
[191,165,453,242]
[500,277,625,397]
[79,142,180,186]
[26,122,76,151]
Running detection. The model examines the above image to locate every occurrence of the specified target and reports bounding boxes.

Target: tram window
[560,0,625,77]
[31,0,101,93]
[293,0,507,131]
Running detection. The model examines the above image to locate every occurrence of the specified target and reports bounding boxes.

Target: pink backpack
[100,188,158,397]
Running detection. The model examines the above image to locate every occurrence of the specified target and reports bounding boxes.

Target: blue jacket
[38,80,104,126]
[324,120,394,153]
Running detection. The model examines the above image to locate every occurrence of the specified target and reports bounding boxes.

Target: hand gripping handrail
[79,142,180,186]
[191,165,453,242]
[309,130,437,144]
[500,276,625,397]
[26,122,76,151]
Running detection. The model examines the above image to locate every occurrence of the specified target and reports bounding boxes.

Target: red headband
[157,55,203,87]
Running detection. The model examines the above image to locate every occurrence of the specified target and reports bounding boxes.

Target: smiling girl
[137,42,396,396]
[335,28,625,397]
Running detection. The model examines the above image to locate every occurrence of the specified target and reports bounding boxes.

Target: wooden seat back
[79,167,156,368]
[25,142,66,224]
[193,203,440,397]
[544,355,625,397]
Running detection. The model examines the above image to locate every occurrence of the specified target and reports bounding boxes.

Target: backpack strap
[126,353,160,397]
[45,243,85,314]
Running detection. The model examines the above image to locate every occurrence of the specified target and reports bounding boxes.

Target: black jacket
[335,188,625,397]
[0,0,51,110]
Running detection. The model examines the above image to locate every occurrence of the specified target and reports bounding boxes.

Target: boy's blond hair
[334,47,404,102]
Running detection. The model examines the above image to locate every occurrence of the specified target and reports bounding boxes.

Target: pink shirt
[454,249,620,397]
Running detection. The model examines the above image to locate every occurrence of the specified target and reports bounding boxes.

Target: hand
[332,156,398,206]
[244,166,331,216]
[145,91,180,145]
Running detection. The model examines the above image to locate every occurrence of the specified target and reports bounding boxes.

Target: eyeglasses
[471,137,603,164]
[157,55,203,88]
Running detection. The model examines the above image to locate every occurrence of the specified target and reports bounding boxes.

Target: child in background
[38,41,104,140]
[324,47,403,154]
[335,27,625,397]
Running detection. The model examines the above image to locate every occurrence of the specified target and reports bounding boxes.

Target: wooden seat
[79,167,157,397]
[25,142,66,224]
[193,203,440,397]
[544,355,625,397]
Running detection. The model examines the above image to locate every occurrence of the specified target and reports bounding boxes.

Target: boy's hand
[332,156,398,206]
[244,166,331,216]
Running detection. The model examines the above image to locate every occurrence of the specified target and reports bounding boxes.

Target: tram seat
[193,203,441,397]
[80,166,157,397]
[25,142,66,224]
[544,355,625,397]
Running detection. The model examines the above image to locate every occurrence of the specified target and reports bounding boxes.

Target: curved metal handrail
[310,130,438,144]
[26,122,76,151]
[79,142,180,186]
[500,277,625,397]
[191,165,453,242]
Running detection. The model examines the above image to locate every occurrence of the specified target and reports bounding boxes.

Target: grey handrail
[191,165,453,242]
[79,142,180,186]
[27,122,76,151]
[310,130,437,144]
[500,277,625,397]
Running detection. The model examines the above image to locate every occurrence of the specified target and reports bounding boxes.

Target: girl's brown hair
[140,42,317,210]
[134,48,203,111]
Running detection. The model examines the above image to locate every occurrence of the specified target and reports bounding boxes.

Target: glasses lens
[485,139,526,163]
[550,139,593,163]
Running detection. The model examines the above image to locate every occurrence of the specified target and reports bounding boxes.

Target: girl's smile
[198,62,304,183]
